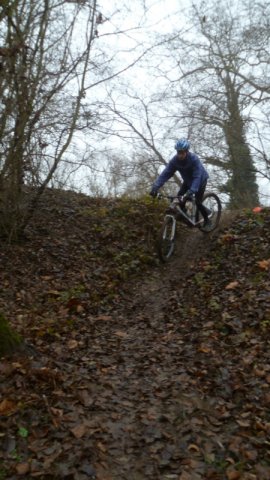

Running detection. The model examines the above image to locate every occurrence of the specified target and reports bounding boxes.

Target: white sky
[69,0,270,204]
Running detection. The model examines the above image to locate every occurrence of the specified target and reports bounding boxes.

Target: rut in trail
[123,218,227,320]
[93,216,232,479]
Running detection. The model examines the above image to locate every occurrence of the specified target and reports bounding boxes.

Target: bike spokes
[199,193,222,232]
[157,215,176,262]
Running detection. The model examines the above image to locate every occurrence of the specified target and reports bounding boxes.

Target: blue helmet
[175,138,190,151]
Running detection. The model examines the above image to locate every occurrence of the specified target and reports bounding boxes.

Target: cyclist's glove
[150,187,158,198]
[182,190,193,201]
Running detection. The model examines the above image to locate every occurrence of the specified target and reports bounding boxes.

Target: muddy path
[2,213,243,480]
[121,220,225,319]
[88,218,235,480]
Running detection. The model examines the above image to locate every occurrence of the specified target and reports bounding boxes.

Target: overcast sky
[70,1,270,204]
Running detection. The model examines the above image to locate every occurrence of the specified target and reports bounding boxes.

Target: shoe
[203,218,213,232]
[205,208,213,219]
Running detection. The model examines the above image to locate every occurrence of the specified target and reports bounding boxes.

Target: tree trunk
[224,76,259,208]
[0,313,22,356]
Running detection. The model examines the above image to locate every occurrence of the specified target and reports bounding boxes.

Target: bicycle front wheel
[157,215,176,262]
[199,192,222,232]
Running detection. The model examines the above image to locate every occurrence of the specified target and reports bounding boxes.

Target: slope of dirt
[0,190,269,480]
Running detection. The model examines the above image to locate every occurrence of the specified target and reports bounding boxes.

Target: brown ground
[0,193,269,480]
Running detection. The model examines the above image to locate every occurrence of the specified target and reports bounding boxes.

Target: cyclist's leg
[177,182,189,197]
[199,193,222,232]
[195,181,209,221]
[177,182,189,213]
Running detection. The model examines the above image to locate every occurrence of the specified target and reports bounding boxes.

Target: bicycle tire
[157,215,176,262]
[198,192,222,232]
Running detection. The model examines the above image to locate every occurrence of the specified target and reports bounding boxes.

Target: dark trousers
[178,181,209,220]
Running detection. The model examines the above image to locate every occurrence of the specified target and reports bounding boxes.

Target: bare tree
[157,0,270,208]
[0,0,155,238]
[97,90,185,196]
[102,0,270,207]
[0,0,103,238]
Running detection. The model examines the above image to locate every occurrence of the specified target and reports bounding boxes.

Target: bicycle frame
[156,191,221,262]
[159,194,203,228]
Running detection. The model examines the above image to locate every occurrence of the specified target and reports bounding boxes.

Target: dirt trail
[2,211,238,480]
[89,219,232,479]
[123,222,223,319]
[3,197,270,480]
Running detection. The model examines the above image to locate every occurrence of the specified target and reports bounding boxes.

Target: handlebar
[157,193,194,202]
[156,193,177,201]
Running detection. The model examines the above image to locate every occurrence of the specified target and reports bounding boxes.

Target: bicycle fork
[164,215,177,240]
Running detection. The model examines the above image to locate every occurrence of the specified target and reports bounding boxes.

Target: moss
[0,313,22,356]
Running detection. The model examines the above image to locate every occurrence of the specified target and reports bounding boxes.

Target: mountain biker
[150,138,212,230]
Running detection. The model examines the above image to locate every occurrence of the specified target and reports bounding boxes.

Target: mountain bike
[156,192,222,262]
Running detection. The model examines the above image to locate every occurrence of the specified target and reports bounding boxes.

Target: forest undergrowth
[0,189,270,480]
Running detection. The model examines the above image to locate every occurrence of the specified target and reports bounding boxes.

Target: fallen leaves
[0,398,18,416]
[15,462,30,476]
[0,193,270,479]
[226,468,241,480]
[114,330,129,338]
[257,258,270,270]
[70,423,87,439]
[67,339,79,349]
[225,280,239,290]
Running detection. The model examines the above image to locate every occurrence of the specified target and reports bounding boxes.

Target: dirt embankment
[1,194,270,480]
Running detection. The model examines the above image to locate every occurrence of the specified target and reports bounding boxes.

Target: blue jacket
[153,152,208,193]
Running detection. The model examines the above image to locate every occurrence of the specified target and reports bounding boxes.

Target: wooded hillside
[0,189,270,479]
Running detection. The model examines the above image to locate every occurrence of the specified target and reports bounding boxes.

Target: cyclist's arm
[152,160,177,190]
[189,157,205,193]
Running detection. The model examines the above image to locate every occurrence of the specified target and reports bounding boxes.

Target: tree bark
[223,75,259,208]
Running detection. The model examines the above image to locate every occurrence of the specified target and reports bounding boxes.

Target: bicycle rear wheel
[157,215,176,262]
[198,192,222,232]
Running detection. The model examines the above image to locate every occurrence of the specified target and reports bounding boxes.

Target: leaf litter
[0,190,270,479]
